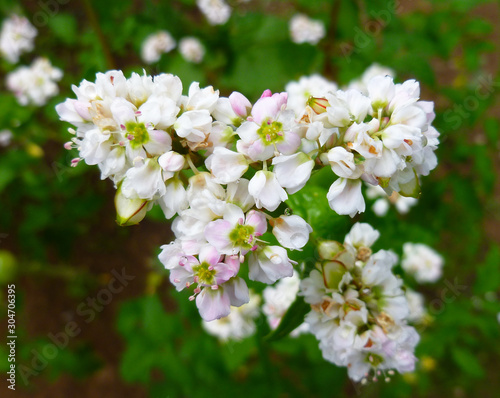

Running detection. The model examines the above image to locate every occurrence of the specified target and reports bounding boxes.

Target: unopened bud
[318,240,344,260]
[115,185,149,226]
[307,97,330,114]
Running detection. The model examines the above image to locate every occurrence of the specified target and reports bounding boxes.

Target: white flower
[402,243,443,283]
[327,178,365,217]
[248,171,288,211]
[205,147,249,184]
[271,215,312,250]
[140,31,176,64]
[347,64,395,94]
[323,147,363,179]
[197,0,232,25]
[272,153,314,194]
[179,37,205,63]
[344,222,380,253]
[6,57,62,106]
[289,14,325,45]
[0,15,37,64]
[248,246,294,284]
[121,157,166,200]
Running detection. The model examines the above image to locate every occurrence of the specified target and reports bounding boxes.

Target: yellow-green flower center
[192,262,216,285]
[257,119,284,146]
[229,224,255,250]
[365,353,384,367]
[126,121,150,149]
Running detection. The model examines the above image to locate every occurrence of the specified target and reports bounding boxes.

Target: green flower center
[365,353,384,367]
[229,224,255,250]
[257,119,284,146]
[192,262,216,285]
[126,121,150,149]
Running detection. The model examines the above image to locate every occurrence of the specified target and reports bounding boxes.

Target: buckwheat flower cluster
[57,70,440,326]
[141,31,176,64]
[202,291,261,341]
[366,184,418,216]
[7,57,62,106]
[262,271,309,336]
[402,243,444,283]
[289,14,326,45]
[197,0,231,25]
[299,223,419,381]
[158,172,312,321]
[56,70,235,223]
[303,74,440,217]
[0,14,37,64]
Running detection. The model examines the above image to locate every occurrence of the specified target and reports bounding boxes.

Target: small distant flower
[402,243,443,283]
[179,37,205,63]
[6,57,62,106]
[0,15,37,64]
[197,0,232,25]
[289,14,325,45]
[366,184,418,216]
[140,31,176,64]
[0,130,12,147]
[202,291,261,341]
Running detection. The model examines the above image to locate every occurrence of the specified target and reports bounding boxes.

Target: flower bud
[307,97,330,114]
[158,151,185,172]
[229,91,252,118]
[318,240,344,260]
[115,185,149,226]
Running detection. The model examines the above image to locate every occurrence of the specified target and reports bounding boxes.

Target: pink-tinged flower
[169,245,237,292]
[248,246,295,284]
[196,276,250,322]
[235,91,300,161]
[204,203,267,255]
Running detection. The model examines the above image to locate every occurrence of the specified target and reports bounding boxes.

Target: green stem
[82,0,116,70]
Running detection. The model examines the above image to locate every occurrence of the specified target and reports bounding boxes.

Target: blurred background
[0,0,499,397]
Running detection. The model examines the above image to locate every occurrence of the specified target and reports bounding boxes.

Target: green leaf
[474,245,500,294]
[265,295,310,342]
[451,347,485,378]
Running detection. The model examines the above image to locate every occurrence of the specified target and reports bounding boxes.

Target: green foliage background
[0,0,499,397]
